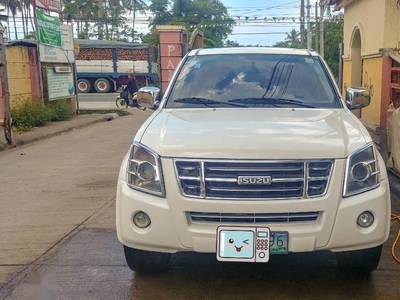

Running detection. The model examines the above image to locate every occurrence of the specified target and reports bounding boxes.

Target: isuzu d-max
[116,48,391,275]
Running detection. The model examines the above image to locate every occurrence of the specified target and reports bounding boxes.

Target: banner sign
[38,25,75,63]
[35,0,62,13]
[36,9,61,47]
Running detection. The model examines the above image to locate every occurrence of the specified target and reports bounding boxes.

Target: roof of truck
[75,39,150,50]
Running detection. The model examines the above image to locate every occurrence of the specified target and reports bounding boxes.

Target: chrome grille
[175,160,333,199]
[189,211,320,224]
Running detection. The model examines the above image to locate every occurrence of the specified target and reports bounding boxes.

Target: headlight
[126,142,165,197]
[343,142,380,197]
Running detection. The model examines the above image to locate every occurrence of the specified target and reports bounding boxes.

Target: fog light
[137,162,156,181]
[133,211,151,228]
[357,211,374,228]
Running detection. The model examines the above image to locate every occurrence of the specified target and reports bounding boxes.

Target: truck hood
[139,108,367,159]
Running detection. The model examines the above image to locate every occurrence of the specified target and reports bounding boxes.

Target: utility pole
[307,0,311,49]
[132,1,137,42]
[315,2,319,52]
[98,0,103,40]
[320,1,325,58]
[300,0,305,48]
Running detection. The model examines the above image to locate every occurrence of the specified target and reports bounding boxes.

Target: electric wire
[391,213,400,264]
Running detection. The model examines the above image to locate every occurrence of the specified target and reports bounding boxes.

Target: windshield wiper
[228,98,316,108]
[174,97,247,108]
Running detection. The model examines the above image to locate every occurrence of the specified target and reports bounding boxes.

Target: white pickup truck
[116,48,391,275]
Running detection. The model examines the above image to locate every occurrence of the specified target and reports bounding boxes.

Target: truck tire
[77,79,91,93]
[94,78,111,93]
[335,245,382,275]
[123,246,170,275]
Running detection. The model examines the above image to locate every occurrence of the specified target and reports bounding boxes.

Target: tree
[284,29,300,48]
[318,14,343,78]
[273,41,290,48]
[124,0,148,41]
[0,0,21,39]
[273,14,343,78]
[224,39,240,47]
[62,0,131,40]
[144,0,234,48]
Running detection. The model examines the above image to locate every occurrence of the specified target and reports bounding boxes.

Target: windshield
[165,53,341,109]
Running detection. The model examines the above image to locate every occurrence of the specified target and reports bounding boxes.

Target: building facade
[331,0,400,172]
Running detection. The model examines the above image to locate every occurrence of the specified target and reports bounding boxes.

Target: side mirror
[136,86,161,110]
[345,87,371,110]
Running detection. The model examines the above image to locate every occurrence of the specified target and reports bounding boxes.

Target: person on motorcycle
[124,72,139,106]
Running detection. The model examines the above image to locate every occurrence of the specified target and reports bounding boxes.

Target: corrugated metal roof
[5,39,37,47]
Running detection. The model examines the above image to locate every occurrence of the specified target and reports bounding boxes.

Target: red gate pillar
[156,26,188,94]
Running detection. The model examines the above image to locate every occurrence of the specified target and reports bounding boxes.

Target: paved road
[0,111,399,300]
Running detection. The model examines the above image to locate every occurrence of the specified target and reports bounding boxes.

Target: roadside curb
[0,113,118,151]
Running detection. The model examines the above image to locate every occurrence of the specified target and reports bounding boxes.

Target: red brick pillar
[157,26,187,94]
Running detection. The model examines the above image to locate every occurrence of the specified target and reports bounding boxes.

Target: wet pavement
[2,197,400,300]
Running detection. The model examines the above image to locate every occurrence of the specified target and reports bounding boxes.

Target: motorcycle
[115,90,145,110]
[116,87,161,111]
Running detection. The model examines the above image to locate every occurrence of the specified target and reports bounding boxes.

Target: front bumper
[116,158,391,253]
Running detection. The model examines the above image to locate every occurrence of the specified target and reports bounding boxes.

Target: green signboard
[36,9,61,47]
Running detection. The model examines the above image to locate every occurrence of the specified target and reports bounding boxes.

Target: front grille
[175,160,333,199]
[189,211,320,224]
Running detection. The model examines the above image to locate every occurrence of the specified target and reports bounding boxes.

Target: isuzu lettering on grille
[237,176,272,185]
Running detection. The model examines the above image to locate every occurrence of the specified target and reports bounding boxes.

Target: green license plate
[270,231,289,254]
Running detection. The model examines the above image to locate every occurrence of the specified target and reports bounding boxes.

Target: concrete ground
[0,108,399,299]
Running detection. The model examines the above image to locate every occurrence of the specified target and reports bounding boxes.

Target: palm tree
[0,0,20,39]
[22,0,34,34]
[124,0,148,41]
[285,29,300,47]
[8,0,20,39]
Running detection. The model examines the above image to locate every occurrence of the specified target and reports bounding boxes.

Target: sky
[1,0,326,46]
[222,0,302,46]
[133,0,322,47]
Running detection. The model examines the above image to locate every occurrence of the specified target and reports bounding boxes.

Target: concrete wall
[341,0,400,126]
[28,48,41,105]
[342,0,385,58]
[0,68,4,120]
[6,46,33,108]
[360,57,383,125]
[383,0,400,49]
[339,0,400,158]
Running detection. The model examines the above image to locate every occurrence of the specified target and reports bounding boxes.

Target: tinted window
[165,53,341,108]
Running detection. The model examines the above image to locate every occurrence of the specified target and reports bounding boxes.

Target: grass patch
[11,99,73,131]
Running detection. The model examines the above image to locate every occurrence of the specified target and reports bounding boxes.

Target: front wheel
[335,245,382,275]
[115,97,128,108]
[123,246,171,275]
